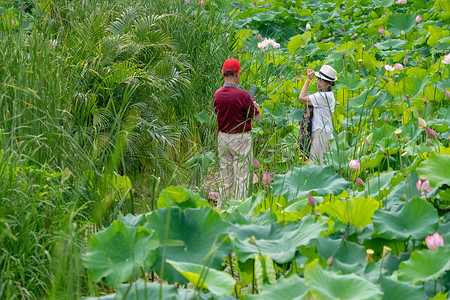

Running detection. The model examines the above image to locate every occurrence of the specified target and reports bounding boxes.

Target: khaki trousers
[310,130,332,165]
[218,132,252,206]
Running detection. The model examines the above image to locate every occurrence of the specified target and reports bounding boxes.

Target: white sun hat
[315,65,337,82]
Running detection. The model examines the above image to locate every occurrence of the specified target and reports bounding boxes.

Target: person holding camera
[214,58,260,206]
[298,65,337,165]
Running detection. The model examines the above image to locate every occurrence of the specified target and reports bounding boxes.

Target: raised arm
[299,69,315,106]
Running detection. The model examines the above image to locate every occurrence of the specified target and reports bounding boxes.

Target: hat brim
[315,71,337,82]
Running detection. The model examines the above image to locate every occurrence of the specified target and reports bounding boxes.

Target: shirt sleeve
[243,92,259,119]
[310,92,332,109]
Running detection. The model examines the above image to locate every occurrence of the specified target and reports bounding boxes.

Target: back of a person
[310,91,335,134]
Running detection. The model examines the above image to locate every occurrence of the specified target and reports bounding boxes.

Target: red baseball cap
[222,58,243,74]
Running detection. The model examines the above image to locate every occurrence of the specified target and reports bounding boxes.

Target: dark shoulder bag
[297,105,314,159]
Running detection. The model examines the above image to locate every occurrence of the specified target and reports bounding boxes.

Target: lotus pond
[1,0,450,299]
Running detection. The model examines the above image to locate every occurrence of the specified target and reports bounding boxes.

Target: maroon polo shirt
[214,86,259,134]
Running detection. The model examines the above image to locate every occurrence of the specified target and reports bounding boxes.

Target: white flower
[272,43,280,49]
[442,53,450,65]
[384,65,395,72]
[306,23,311,31]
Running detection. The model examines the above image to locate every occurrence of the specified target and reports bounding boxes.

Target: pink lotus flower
[253,158,260,168]
[262,170,272,185]
[327,255,334,266]
[379,28,386,35]
[253,173,259,184]
[418,117,427,128]
[425,233,444,250]
[185,0,190,3]
[416,15,421,22]
[356,177,365,188]
[200,0,205,4]
[384,65,394,72]
[307,193,315,207]
[416,179,433,195]
[426,127,437,139]
[349,159,360,170]
[257,33,262,40]
[446,89,450,99]
[395,0,407,4]
[442,54,450,65]
[394,63,403,70]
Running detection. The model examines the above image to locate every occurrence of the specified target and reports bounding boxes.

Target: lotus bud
[257,33,262,40]
[416,179,433,195]
[366,249,374,262]
[327,255,334,266]
[248,235,258,246]
[341,25,345,32]
[445,89,450,99]
[403,56,408,65]
[262,170,272,185]
[378,28,385,35]
[418,117,427,128]
[307,193,315,207]
[254,0,257,5]
[426,127,437,139]
[373,43,377,49]
[384,115,389,121]
[273,42,280,49]
[355,177,365,188]
[382,246,391,258]
[416,15,421,22]
[349,159,360,170]
[253,158,260,168]
[400,30,405,36]
[306,23,311,31]
[425,233,444,250]
[253,173,259,184]
[358,59,363,66]
[341,51,346,59]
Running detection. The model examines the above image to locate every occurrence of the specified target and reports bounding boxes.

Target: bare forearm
[300,79,311,98]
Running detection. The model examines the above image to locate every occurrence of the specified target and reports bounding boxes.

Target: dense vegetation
[1,0,449,299]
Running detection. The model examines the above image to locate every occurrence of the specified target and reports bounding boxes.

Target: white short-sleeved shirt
[310,91,335,133]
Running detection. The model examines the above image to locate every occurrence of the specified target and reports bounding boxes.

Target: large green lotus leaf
[360,151,385,169]
[375,39,407,49]
[287,32,311,53]
[167,260,235,297]
[232,215,327,263]
[157,185,210,210]
[335,74,366,91]
[384,171,421,212]
[373,0,395,7]
[145,207,231,283]
[417,153,450,187]
[356,170,395,199]
[225,210,277,226]
[304,260,383,300]
[372,197,439,240]
[436,78,450,92]
[317,197,379,227]
[83,220,159,287]
[272,165,350,202]
[397,247,450,282]
[244,275,308,300]
[387,14,416,35]
[380,276,425,300]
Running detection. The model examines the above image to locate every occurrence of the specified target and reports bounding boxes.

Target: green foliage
[397,247,450,282]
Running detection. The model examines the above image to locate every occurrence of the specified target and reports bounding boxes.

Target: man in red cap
[214,58,260,206]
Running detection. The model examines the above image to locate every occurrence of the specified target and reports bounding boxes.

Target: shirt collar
[223,83,239,88]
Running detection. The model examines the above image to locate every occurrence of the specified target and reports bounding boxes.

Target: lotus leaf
[145,207,231,283]
[372,197,439,240]
[376,39,408,50]
[334,74,366,91]
[397,247,450,282]
[232,215,327,263]
[380,276,426,300]
[244,275,308,300]
[304,260,383,300]
[83,220,159,287]
[417,152,450,187]
[387,14,416,35]
[317,196,379,227]
[272,165,350,202]
[157,186,210,210]
[356,170,395,199]
[167,260,235,297]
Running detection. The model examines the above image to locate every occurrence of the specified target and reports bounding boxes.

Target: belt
[220,131,250,134]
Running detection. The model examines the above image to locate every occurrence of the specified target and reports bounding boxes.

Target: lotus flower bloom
[418,117,427,128]
[442,54,450,65]
[253,158,260,168]
[425,233,444,250]
[394,63,403,70]
[445,89,450,99]
[306,23,311,31]
[253,173,259,184]
[379,28,386,35]
[416,15,422,22]
[307,193,315,207]
[200,0,205,4]
[185,0,190,3]
[273,43,280,49]
[416,179,433,195]
[384,65,394,72]
[395,0,407,4]
[426,127,437,139]
[356,177,365,188]
[262,170,272,185]
[349,159,360,170]
[257,33,262,40]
